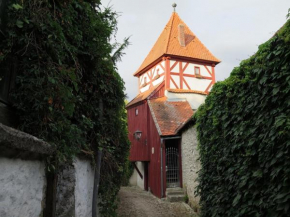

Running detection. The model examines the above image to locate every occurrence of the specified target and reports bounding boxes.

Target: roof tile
[148,97,194,136]
[134,12,220,76]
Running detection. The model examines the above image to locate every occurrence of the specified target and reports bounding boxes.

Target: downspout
[92,99,103,217]
[160,138,164,198]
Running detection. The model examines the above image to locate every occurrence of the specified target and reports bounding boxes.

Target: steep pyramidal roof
[134,12,220,76]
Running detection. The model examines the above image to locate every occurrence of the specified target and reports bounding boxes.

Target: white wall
[129,161,145,190]
[74,157,94,217]
[165,90,206,110]
[136,162,145,190]
[0,158,46,217]
[181,126,201,211]
[129,168,137,186]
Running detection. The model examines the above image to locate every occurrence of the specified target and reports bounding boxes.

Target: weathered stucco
[129,161,145,190]
[181,126,201,211]
[55,163,76,217]
[74,157,94,217]
[0,157,46,217]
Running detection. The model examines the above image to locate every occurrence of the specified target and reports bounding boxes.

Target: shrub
[195,18,290,217]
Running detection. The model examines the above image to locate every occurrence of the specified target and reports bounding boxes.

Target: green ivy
[0,0,130,215]
[195,18,290,217]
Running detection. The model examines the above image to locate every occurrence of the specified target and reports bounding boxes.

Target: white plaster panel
[182,63,212,77]
[154,64,165,77]
[171,75,180,89]
[74,157,94,217]
[152,75,164,86]
[183,63,195,75]
[181,127,201,210]
[171,62,179,73]
[160,60,165,68]
[186,77,211,92]
[182,81,190,90]
[140,85,150,93]
[129,169,137,186]
[170,60,176,68]
[0,158,46,217]
[136,162,145,190]
[165,91,206,110]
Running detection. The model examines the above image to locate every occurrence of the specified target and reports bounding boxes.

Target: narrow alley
[117,187,198,217]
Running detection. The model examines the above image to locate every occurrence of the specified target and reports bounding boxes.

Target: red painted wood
[150,83,165,99]
[127,102,149,161]
[212,65,216,83]
[165,57,170,89]
[147,108,162,198]
[179,62,183,89]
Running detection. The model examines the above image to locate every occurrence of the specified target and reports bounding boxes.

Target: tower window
[194,67,200,76]
[135,108,138,116]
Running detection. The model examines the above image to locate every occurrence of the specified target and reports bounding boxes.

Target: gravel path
[117,186,198,217]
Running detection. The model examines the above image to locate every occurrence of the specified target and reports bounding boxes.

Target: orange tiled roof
[134,12,220,76]
[148,97,194,136]
[167,89,207,95]
[126,82,164,108]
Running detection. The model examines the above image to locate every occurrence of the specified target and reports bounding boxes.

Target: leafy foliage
[195,18,290,217]
[0,0,130,215]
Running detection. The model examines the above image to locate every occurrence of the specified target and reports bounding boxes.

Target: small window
[194,67,200,76]
[135,108,138,116]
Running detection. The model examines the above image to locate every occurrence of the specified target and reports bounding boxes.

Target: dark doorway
[165,139,180,188]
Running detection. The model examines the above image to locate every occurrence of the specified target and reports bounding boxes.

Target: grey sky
[101,0,290,101]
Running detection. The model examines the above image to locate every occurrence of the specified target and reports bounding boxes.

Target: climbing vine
[195,17,290,217]
[0,0,130,215]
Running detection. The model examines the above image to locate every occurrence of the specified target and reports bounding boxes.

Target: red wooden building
[126,11,220,198]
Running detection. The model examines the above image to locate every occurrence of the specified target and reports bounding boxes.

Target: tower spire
[172,3,177,12]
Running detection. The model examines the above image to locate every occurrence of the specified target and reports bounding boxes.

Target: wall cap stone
[0,123,55,155]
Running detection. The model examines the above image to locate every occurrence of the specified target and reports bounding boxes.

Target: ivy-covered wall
[0,0,130,215]
[195,18,290,217]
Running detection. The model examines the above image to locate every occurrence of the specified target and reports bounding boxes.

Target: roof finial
[172,3,177,12]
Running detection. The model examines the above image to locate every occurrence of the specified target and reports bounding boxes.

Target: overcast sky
[101,0,290,101]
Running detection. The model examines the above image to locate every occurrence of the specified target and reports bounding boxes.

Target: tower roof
[134,12,220,76]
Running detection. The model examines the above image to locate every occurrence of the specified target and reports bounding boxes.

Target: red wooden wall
[147,108,162,198]
[150,84,165,99]
[127,102,149,161]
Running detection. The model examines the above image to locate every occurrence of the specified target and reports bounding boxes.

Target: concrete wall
[55,157,95,217]
[136,161,145,190]
[0,158,46,217]
[74,157,94,217]
[129,167,137,186]
[0,123,96,217]
[0,123,54,217]
[129,161,145,190]
[181,126,201,212]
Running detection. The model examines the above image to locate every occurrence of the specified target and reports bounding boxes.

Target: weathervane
[172,3,177,12]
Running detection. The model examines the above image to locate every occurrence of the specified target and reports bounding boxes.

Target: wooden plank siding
[127,102,149,161]
[147,107,162,198]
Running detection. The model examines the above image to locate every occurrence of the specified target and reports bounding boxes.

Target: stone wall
[55,157,95,217]
[0,158,46,217]
[181,126,201,212]
[0,123,54,217]
[0,123,97,217]
[74,157,94,217]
